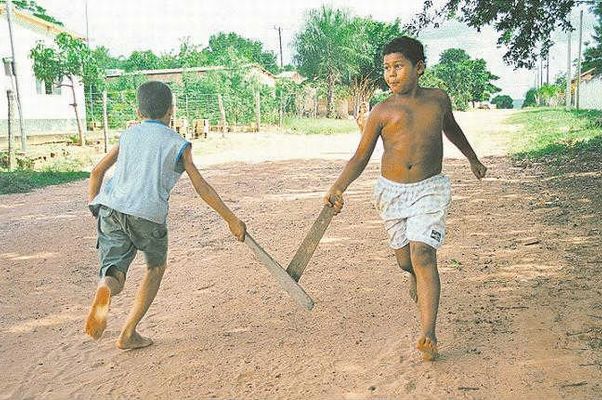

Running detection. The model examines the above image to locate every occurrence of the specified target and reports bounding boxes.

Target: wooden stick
[286,204,335,282]
[244,234,314,311]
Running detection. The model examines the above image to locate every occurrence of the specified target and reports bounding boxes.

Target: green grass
[506,108,602,159]
[281,117,358,135]
[0,168,89,195]
[0,158,89,195]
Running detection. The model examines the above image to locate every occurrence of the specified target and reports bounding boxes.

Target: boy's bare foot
[417,336,438,361]
[116,331,153,350]
[409,273,418,303]
[85,285,111,340]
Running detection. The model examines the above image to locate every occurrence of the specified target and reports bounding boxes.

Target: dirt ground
[0,110,600,399]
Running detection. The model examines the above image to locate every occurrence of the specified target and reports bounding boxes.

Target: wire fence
[85,89,300,137]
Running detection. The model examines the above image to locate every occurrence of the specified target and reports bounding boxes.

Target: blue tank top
[91,120,190,224]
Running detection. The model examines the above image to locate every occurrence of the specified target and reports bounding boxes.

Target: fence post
[6,89,16,171]
[102,90,109,153]
[185,92,190,138]
[255,91,261,132]
[218,94,227,138]
[279,93,284,128]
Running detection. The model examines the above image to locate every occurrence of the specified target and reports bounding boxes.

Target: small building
[575,68,602,110]
[0,5,86,140]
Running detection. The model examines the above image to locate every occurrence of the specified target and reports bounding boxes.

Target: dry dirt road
[1,110,600,399]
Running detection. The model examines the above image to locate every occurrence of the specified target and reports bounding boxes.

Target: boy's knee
[147,264,166,277]
[104,267,126,294]
[394,247,412,272]
[410,242,437,267]
[397,259,413,273]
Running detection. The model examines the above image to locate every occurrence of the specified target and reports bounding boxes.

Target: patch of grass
[0,166,89,195]
[281,117,358,135]
[506,108,602,159]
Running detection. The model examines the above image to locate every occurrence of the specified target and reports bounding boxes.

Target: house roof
[0,4,84,39]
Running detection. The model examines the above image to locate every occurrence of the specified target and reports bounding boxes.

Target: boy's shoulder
[420,87,451,105]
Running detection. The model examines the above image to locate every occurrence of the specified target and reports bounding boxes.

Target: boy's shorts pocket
[98,206,121,234]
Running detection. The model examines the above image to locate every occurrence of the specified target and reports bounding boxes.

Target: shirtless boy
[324,36,487,360]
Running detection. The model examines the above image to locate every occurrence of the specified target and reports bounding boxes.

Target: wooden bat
[244,233,315,310]
[286,204,336,282]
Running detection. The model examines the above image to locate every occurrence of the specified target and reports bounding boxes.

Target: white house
[0,5,86,141]
[577,68,602,111]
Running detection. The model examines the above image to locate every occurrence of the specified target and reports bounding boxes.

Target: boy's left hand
[470,159,487,180]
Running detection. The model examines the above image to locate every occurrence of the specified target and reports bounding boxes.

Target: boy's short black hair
[383,36,426,65]
[137,81,173,119]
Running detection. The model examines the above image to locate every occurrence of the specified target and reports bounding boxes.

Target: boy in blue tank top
[85,81,246,350]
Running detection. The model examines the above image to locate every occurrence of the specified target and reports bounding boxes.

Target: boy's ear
[416,60,426,77]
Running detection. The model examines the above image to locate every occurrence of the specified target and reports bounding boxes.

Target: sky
[33,0,598,99]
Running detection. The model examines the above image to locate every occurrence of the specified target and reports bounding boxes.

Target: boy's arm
[441,92,487,180]
[182,146,246,241]
[325,109,382,212]
[87,145,119,203]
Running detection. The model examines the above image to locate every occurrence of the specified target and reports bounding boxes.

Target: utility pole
[566,30,572,108]
[5,0,27,152]
[274,26,283,68]
[576,9,583,110]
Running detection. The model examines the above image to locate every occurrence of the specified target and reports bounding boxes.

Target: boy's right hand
[324,190,344,215]
[228,218,246,242]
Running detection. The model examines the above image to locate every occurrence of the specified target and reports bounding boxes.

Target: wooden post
[218,94,227,137]
[102,90,109,153]
[255,91,261,132]
[6,89,16,171]
[279,93,284,128]
[184,93,190,138]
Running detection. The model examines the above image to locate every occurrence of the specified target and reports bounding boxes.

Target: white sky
[35,0,598,99]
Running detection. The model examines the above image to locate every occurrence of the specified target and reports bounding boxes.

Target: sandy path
[0,110,599,399]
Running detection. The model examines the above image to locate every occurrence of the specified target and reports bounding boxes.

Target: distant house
[106,64,278,88]
[276,70,306,85]
[0,5,86,139]
[575,68,602,110]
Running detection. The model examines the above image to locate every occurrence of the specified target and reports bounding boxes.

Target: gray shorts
[96,206,168,277]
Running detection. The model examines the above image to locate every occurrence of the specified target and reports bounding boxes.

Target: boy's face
[383,53,424,95]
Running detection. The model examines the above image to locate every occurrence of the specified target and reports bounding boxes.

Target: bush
[491,94,514,109]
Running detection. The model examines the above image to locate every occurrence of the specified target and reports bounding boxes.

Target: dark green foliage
[491,94,514,109]
[407,0,575,69]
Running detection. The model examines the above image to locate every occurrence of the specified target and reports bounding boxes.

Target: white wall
[579,76,602,111]
[0,12,86,134]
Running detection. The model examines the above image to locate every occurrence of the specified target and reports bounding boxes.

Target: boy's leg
[85,267,126,340]
[116,263,166,350]
[409,241,440,361]
[394,245,417,303]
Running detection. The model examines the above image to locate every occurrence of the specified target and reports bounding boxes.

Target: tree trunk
[68,76,85,146]
[326,75,335,118]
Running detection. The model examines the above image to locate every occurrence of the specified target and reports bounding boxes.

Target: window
[36,79,62,95]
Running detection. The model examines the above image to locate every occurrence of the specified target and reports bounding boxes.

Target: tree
[406,0,575,69]
[123,50,160,72]
[204,32,278,73]
[30,33,102,145]
[522,88,538,107]
[427,49,500,110]
[491,94,513,109]
[346,17,404,111]
[294,6,361,117]
[583,3,602,73]
[1,0,63,26]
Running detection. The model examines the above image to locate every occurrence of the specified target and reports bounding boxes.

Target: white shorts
[372,174,451,250]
